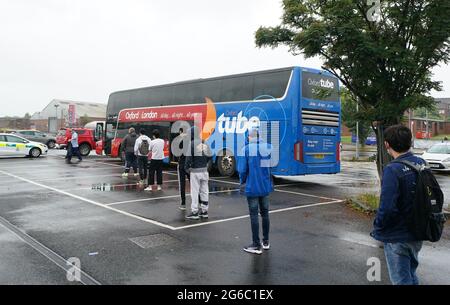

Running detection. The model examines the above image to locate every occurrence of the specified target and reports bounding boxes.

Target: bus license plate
[314,154,325,159]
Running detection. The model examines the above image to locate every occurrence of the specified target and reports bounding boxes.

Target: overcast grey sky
[1,0,449,117]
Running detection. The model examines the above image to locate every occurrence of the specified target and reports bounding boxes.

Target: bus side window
[95,123,103,141]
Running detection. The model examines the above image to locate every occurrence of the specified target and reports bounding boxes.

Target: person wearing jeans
[384,242,422,285]
[247,196,270,251]
[121,127,138,178]
[134,129,151,185]
[66,129,82,164]
[237,129,274,255]
[145,129,165,191]
[176,128,189,210]
[371,125,426,285]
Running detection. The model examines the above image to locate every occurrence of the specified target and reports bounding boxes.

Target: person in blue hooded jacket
[237,128,274,255]
[371,125,426,285]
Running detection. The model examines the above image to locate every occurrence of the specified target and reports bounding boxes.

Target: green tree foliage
[341,89,372,146]
[79,114,90,127]
[255,0,450,176]
[413,107,441,120]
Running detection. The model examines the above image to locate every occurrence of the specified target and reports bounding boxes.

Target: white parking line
[105,189,240,206]
[0,169,177,230]
[0,164,57,170]
[172,200,343,230]
[6,166,122,173]
[0,167,344,231]
[175,173,342,202]
[274,189,340,201]
[0,173,123,184]
[0,215,101,285]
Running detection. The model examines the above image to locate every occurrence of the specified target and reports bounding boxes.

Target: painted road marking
[0,169,176,230]
[172,200,343,231]
[0,169,343,231]
[105,189,240,206]
[164,171,341,202]
[0,215,101,285]
[1,167,123,177]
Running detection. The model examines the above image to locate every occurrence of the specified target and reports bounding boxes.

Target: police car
[0,133,48,158]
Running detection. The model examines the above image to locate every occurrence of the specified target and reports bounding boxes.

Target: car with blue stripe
[0,133,48,158]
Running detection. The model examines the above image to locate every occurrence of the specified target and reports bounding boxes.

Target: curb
[346,198,377,214]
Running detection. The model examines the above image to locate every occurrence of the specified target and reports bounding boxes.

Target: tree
[341,89,372,147]
[23,112,31,129]
[414,106,441,120]
[79,114,90,127]
[255,0,450,177]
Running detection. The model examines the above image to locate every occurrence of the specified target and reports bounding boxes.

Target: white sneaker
[133,173,140,177]
[144,186,153,191]
[157,185,162,191]
[122,173,129,178]
[138,180,145,185]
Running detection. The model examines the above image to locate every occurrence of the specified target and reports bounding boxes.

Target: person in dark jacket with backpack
[185,126,212,220]
[176,128,189,210]
[237,128,274,255]
[371,125,426,285]
[134,129,151,186]
[121,127,138,178]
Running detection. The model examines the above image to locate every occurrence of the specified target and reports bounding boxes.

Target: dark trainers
[243,244,262,255]
[262,240,270,250]
[199,211,208,219]
[185,212,200,220]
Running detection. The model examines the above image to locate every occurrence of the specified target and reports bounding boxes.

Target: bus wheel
[79,143,91,156]
[207,159,214,173]
[217,152,235,177]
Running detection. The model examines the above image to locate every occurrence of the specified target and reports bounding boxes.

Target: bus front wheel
[217,152,235,177]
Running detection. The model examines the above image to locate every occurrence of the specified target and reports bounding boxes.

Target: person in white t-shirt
[145,129,165,191]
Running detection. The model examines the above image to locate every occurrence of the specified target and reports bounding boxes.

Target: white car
[422,143,450,171]
[0,133,48,158]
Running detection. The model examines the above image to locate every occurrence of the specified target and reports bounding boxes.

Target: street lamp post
[356,103,359,160]
[54,104,59,131]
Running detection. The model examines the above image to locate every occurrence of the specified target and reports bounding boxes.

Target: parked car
[56,128,96,156]
[421,143,450,171]
[12,130,56,149]
[0,133,48,158]
[351,134,377,145]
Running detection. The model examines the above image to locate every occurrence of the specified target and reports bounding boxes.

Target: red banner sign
[68,104,76,125]
[118,105,207,123]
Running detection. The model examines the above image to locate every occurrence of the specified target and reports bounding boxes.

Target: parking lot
[0,150,449,285]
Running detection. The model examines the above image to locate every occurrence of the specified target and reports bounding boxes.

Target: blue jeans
[384,241,423,285]
[67,146,82,162]
[247,196,270,246]
[124,152,137,173]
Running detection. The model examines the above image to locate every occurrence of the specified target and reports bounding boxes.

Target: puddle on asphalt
[90,183,238,193]
[91,183,140,191]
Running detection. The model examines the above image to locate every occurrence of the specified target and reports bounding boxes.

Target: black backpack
[393,160,446,242]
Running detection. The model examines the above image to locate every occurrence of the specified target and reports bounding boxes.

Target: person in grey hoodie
[134,129,152,185]
[121,127,139,178]
[185,126,212,220]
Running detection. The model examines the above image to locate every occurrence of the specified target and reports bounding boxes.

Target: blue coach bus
[102,66,341,177]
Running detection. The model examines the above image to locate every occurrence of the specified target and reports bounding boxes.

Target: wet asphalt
[0,150,448,285]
